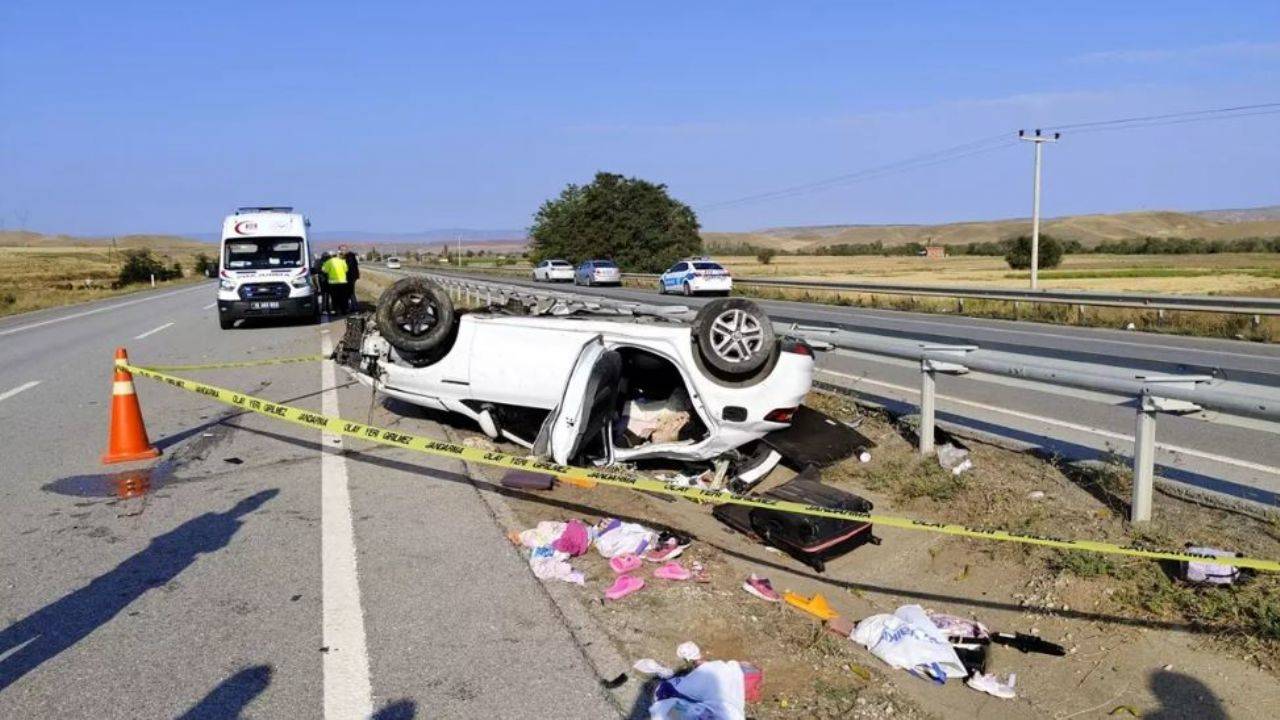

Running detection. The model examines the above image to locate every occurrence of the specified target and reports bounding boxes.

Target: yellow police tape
[121,359,1280,572]
[139,355,328,372]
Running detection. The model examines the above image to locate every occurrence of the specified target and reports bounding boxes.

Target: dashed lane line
[0,381,40,404]
[133,322,175,340]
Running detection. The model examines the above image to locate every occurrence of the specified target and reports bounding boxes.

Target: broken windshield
[223,237,305,270]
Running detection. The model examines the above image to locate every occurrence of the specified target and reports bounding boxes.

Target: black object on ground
[500,469,556,490]
[762,405,875,468]
[713,466,879,572]
[223,457,244,465]
[991,632,1066,656]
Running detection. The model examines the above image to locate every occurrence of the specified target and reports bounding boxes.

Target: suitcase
[714,467,879,572]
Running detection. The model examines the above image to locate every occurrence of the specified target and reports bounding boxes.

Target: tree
[116,249,181,286]
[529,172,702,273]
[1004,234,1063,270]
[756,248,777,265]
[193,252,215,276]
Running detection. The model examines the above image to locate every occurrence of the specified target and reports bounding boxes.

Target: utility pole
[1018,129,1059,290]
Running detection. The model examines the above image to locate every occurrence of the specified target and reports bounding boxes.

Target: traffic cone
[101,347,161,464]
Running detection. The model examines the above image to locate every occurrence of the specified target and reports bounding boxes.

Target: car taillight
[764,407,797,423]
[780,337,814,357]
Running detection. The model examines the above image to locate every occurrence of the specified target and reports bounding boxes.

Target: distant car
[336,277,812,487]
[659,258,732,296]
[386,257,402,269]
[575,259,622,286]
[532,259,575,282]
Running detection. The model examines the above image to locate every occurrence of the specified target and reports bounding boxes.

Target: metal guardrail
[423,264,1280,316]
[414,271,1279,522]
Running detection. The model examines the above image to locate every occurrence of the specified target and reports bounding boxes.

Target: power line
[699,100,1280,212]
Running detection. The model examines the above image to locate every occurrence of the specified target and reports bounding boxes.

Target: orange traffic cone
[101,347,161,464]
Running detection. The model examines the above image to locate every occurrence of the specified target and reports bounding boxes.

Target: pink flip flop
[653,562,692,581]
[609,553,643,575]
[604,574,644,601]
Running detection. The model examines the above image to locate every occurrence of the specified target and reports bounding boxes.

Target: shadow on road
[1146,669,1228,719]
[177,664,273,719]
[372,699,418,719]
[0,490,277,692]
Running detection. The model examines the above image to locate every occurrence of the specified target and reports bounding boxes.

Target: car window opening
[612,347,709,449]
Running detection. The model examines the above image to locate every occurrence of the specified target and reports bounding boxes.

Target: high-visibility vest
[321,256,349,284]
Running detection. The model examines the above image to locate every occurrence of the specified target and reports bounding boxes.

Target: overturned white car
[336,277,817,485]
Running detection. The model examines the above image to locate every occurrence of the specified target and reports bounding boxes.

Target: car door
[664,262,687,290]
[535,337,622,465]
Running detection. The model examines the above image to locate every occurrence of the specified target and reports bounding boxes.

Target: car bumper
[547,271,574,281]
[591,275,622,285]
[689,277,732,293]
[219,296,316,319]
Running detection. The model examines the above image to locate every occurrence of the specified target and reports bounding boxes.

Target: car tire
[657,281,665,295]
[692,298,775,376]
[374,277,456,356]
[219,314,235,330]
[682,282,692,296]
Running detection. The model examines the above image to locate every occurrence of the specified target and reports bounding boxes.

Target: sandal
[653,562,692,581]
[604,574,645,601]
[609,553,643,575]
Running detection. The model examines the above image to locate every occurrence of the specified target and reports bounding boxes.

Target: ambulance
[216,207,319,329]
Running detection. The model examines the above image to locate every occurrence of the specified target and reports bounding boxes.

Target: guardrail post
[917,345,977,456]
[1131,393,1157,523]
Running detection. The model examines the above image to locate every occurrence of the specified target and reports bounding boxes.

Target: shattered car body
[336,277,815,483]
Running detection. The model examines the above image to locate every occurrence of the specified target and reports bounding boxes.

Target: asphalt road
[418,269,1280,510]
[0,285,621,718]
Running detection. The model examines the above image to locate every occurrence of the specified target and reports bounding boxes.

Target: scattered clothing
[634,658,675,679]
[605,574,645,601]
[966,672,1016,699]
[518,521,567,549]
[622,388,693,444]
[852,605,968,683]
[783,591,839,621]
[529,556,585,585]
[936,443,972,475]
[595,519,656,558]
[650,660,746,720]
[925,612,990,640]
[654,562,692,581]
[552,519,591,557]
[742,574,781,603]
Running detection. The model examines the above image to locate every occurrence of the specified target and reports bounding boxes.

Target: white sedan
[532,259,575,282]
[659,259,733,296]
[336,277,814,485]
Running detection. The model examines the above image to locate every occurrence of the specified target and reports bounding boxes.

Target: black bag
[714,468,879,572]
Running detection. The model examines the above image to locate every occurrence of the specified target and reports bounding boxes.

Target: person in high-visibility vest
[321,252,350,316]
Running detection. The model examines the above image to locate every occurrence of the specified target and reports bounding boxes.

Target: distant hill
[0,230,212,249]
[704,207,1280,252]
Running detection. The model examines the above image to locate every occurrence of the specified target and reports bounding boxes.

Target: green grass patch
[1003,268,1280,280]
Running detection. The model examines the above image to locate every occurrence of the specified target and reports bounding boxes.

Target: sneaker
[742,573,780,602]
[644,540,685,563]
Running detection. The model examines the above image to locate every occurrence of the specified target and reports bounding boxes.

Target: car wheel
[219,314,235,330]
[657,281,665,295]
[374,277,456,356]
[692,298,776,376]
[682,282,692,296]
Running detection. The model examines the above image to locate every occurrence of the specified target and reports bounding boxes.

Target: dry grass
[0,245,209,317]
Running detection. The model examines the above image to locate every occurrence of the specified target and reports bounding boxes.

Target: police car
[658,257,732,296]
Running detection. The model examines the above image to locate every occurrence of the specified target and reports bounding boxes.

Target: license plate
[251,301,280,309]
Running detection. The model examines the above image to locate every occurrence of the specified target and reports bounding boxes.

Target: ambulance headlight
[219,279,236,291]
[290,276,311,288]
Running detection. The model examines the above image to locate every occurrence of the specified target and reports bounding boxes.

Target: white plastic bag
[852,605,967,682]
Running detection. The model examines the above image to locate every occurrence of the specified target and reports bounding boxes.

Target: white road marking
[819,368,1280,477]
[0,284,209,337]
[203,302,217,310]
[319,331,373,719]
[0,381,40,403]
[133,322,175,340]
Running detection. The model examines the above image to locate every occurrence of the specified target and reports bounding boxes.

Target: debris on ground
[501,469,555,490]
[619,387,693,444]
[1181,545,1244,585]
[742,573,781,602]
[935,443,972,475]
[650,660,750,720]
[852,605,968,683]
[783,592,839,621]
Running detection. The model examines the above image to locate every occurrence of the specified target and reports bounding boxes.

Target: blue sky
[1,1,1277,235]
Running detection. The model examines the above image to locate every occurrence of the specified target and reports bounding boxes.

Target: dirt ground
[713,253,1280,296]
[436,391,1280,720]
